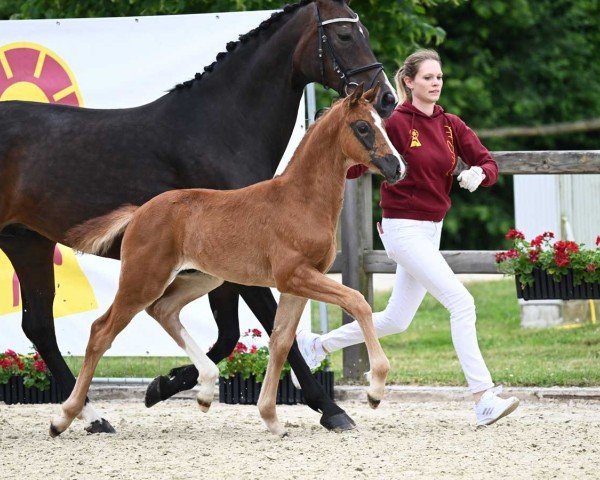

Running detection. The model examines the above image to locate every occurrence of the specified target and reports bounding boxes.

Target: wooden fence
[330,151,600,378]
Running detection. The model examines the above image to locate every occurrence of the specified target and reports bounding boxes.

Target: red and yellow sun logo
[0,42,97,317]
[0,42,83,105]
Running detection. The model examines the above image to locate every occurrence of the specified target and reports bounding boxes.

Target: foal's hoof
[49,422,63,438]
[145,375,168,408]
[196,398,211,413]
[85,418,116,434]
[367,393,381,409]
[320,412,356,432]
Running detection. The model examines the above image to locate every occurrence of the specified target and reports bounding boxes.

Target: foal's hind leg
[0,228,114,434]
[146,272,224,411]
[50,258,177,436]
[145,281,240,408]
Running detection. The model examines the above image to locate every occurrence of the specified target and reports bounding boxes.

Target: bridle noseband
[315,4,384,94]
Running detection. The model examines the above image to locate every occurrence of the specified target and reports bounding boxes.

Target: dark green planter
[516,268,600,301]
[219,371,334,405]
[0,375,66,404]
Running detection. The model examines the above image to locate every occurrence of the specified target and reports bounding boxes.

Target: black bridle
[315,4,384,94]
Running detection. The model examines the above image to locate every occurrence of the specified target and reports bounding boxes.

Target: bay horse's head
[295,0,398,118]
[338,83,407,184]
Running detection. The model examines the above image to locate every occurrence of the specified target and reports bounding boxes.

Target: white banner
[0,12,309,355]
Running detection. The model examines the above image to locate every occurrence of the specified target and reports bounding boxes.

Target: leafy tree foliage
[2,0,596,250]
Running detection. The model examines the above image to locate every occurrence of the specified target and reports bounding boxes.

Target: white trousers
[321,218,494,393]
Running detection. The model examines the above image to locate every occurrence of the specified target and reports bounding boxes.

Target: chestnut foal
[52,84,406,437]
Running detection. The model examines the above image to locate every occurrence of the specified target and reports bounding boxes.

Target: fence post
[340,175,373,379]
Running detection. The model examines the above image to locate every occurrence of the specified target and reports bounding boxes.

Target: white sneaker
[474,386,520,426]
[290,330,326,389]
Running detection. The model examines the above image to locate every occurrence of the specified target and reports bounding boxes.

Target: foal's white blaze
[370,110,407,178]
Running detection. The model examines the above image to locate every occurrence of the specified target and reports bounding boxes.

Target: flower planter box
[0,375,67,404]
[516,268,600,301]
[219,371,334,405]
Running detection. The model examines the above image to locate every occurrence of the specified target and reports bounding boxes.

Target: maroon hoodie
[348,101,498,222]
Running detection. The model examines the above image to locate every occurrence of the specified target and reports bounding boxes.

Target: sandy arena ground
[1,398,599,480]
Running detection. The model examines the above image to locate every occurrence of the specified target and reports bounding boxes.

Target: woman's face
[405,59,443,104]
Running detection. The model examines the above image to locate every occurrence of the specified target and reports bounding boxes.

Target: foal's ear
[363,82,381,104]
[349,83,364,107]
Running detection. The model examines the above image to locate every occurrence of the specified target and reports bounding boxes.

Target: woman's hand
[457,166,486,192]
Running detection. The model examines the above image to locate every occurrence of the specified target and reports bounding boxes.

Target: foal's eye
[337,33,352,42]
[357,122,369,135]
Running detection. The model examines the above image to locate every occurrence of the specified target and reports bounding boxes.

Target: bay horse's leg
[145,273,223,411]
[50,254,177,437]
[280,267,390,408]
[144,280,240,407]
[237,285,355,432]
[257,293,307,436]
[0,228,114,434]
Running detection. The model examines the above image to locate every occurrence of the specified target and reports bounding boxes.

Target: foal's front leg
[257,294,307,436]
[281,266,390,408]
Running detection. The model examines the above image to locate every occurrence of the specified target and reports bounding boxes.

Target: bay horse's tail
[66,205,139,255]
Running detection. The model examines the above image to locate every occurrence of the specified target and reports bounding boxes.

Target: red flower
[234,342,247,353]
[554,240,579,253]
[543,231,555,239]
[14,358,25,370]
[530,235,543,248]
[0,358,13,369]
[596,235,600,246]
[250,345,258,354]
[505,249,519,259]
[251,328,262,338]
[33,352,41,361]
[529,250,539,263]
[495,252,506,263]
[554,251,570,267]
[4,349,17,358]
[33,360,47,373]
[506,229,525,240]
[586,263,597,273]
[227,353,235,361]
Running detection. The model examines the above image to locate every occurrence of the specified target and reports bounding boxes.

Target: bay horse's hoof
[320,412,356,432]
[85,418,116,434]
[145,375,168,408]
[367,393,381,409]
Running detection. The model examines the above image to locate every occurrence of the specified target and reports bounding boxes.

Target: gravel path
[1,398,599,479]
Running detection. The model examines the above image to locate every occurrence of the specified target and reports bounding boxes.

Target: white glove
[457,166,486,192]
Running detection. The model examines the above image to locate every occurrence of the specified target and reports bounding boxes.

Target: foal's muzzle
[371,154,407,185]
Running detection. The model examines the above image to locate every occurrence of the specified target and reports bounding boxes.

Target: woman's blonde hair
[394,49,441,102]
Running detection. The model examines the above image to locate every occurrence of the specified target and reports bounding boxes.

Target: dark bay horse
[0,0,397,433]
[52,85,406,437]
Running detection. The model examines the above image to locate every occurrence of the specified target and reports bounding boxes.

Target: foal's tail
[66,205,139,255]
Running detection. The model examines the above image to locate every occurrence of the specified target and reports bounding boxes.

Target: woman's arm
[346,164,369,179]
[450,115,498,187]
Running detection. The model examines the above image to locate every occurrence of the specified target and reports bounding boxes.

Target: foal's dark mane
[171,0,314,91]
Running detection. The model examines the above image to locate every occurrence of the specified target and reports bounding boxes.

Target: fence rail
[335,150,600,378]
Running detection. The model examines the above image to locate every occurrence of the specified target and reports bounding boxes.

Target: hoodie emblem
[410,129,422,148]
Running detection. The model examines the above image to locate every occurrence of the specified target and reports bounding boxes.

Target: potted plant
[218,329,333,405]
[0,349,66,404]
[496,229,600,300]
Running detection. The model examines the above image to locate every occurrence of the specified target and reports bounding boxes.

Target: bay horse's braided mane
[171,0,314,92]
